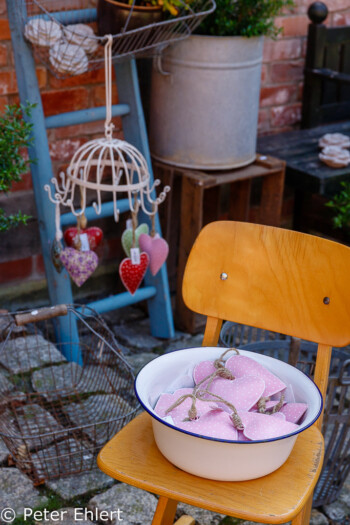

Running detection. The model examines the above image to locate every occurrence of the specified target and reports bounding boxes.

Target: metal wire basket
[221,321,350,507]
[19,0,215,77]
[0,304,137,484]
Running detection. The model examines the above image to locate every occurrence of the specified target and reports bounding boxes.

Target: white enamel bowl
[135,347,323,481]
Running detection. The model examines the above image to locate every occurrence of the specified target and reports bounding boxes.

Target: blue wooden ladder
[6,1,175,361]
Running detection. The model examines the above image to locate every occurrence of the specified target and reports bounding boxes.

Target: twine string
[151,203,156,238]
[104,35,115,140]
[131,195,139,249]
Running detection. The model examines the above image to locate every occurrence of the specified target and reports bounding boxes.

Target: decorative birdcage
[19,0,216,78]
[45,35,170,231]
[0,305,137,484]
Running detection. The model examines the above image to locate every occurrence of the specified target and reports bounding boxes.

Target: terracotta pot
[97,0,163,35]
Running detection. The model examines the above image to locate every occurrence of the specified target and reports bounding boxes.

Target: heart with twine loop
[60,247,98,287]
[155,347,309,442]
[121,223,149,257]
[119,252,149,295]
[64,226,103,251]
[139,232,169,276]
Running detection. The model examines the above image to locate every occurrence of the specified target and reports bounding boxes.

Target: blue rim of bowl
[134,350,324,445]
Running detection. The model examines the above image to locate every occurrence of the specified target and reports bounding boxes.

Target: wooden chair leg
[152,496,178,525]
[291,496,313,525]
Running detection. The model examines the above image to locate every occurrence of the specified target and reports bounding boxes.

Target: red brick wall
[0,0,350,291]
[259,0,350,134]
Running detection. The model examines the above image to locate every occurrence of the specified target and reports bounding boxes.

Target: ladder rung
[83,287,157,314]
[45,105,130,129]
[61,198,131,226]
[29,8,97,25]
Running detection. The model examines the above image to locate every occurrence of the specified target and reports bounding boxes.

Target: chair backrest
[301,2,350,128]
[183,221,350,348]
[182,221,350,427]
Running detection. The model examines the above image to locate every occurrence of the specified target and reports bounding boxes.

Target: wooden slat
[183,222,350,347]
[97,412,324,525]
[174,516,195,525]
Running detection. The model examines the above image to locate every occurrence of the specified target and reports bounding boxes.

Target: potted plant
[326,182,350,240]
[97,0,186,35]
[149,0,294,170]
[0,103,34,233]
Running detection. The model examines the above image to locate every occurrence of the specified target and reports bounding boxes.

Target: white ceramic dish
[135,347,323,481]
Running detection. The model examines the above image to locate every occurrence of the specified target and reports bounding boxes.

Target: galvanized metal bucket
[149,34,264,170]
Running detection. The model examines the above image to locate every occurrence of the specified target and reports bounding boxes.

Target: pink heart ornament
[176,409,238,440]
[239,411,298,441]
[154,388,213,422]
[60,247,98,287]
[226,355,286,397]
[201,375,265,412]
[193,360,217,385]
[139,233,169,276]
[280,403,308,424]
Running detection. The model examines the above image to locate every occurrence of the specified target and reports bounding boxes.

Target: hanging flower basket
[20,0,215,78]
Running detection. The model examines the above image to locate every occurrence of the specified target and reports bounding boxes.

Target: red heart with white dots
[64,227,103,250]
[119,253,149,295]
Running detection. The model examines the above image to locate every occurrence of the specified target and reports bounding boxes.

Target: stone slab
[34,507,94,525]
[30,438,94,481]
[46,470,114,500]
[0,438,9,463]
[88,483,158,525]
[14,403,64,449]
[126,352,159,374]
[0,335,66,374]
[0,467,48,517]
[176,502,225,525]
[32,363,132,401]
[63,394,134,445]
[114,319,163,352]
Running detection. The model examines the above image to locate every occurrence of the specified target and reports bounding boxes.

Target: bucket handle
[15,304,68,326]
[155,49,171,77]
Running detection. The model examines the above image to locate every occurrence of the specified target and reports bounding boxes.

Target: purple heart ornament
[60,247,98,287]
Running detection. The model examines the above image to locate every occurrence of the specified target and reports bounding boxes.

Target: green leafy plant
[198,0,294,38]
[0,102,35,233]
[325,181,350,231]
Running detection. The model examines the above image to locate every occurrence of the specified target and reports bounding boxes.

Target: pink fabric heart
[280,403,308,424]
[251,399,280,412]
[139,233,169,276]
[193,360,217,384]
[176,408,238,440]
[60,247,98,287]
[201,375,265,412]
[154,388,213,422]
[239,411,298,440]
[271,412,286,420]
[226,355,286,397]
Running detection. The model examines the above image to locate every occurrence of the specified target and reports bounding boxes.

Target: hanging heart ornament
[119,252,149,295]
[139,233,169,276]
[121,223,149,257]
[64,227,103,250]
[60,247,98,287]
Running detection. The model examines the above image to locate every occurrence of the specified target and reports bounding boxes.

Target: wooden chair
[98,221,350,525]
[302,1,350,128]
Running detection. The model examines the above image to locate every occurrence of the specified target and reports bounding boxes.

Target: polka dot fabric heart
[154,350,309,442]
[119,253,149,295]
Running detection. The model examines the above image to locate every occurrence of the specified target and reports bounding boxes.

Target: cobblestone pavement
[0,306,348,525]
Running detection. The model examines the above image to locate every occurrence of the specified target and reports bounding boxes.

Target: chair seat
[98,412,324,525]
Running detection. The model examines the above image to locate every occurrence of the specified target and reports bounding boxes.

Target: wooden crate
[154,155,286,334]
